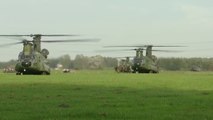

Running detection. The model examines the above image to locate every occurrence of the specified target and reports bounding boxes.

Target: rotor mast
[136,49,140,58]
[126,57,130,62]
[146,45,152,58]
[135,48,143,58]
[139,48,143,58]
[32,34,42,52]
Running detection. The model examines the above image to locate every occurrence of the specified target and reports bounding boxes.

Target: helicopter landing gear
[41,72,47,75]
[41,71,50,75]
[16,72,21,75]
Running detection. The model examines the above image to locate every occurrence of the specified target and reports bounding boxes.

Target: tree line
[0,55,213,71]
[158,57,213,71]
[48,54,117,70]
[0,54,117,70]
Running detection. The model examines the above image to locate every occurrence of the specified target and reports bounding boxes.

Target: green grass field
[0,70,213,120]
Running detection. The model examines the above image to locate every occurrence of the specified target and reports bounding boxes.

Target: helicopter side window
[18,52,35,60]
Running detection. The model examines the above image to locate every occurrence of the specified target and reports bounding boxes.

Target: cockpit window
[18,52,34,60]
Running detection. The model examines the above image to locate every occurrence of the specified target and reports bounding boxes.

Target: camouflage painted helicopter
[132,46,160,73]
[104,45,183,73]
[114,56,133,73]
[95,49,134,73]
[0,34,99,75]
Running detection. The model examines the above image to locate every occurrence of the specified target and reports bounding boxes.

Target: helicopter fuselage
[132,56,159,73]
[0,34,93,75]
[15,51,50,75]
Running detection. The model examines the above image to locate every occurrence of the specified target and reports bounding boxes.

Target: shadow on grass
[0,84,213,120]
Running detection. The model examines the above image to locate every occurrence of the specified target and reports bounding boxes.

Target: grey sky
[0,0,213,61]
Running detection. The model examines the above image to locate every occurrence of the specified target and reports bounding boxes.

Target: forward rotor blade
[0,34,79,37]
[0,35,30,37]
[41,39,100,43]
[0,42,23,47]
[0,36,28,42]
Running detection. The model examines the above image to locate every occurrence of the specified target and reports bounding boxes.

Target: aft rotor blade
[39,34,79,37]
[97,48,181,52]
[96,49,136,52]
[104,45,137,48]
[115,56,135,58]
[41,39,100,43]
[149,45,186,47]
[104,45,147,48]
[0,42,23,47]
[152,50,183,52]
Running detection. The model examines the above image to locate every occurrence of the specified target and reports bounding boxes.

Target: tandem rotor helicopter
[104,45,183,73]
[114,56,133,73]
[0,34,99,75]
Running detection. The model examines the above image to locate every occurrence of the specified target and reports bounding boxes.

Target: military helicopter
[0,34,99,75]
[95,49,134,73]
[104,45,183,73]
[114,56,133,73]
[132,46,160,73]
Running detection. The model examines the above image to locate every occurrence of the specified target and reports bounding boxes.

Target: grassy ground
[0,70,213,120]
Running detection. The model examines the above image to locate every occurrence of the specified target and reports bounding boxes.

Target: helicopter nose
[21,61,32,67]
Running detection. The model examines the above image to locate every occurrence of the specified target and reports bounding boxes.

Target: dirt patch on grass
[58,103,70,108]
[57,94,63,97]
[73,87,82,91]
[99,112,107,117]
[101,103,117,108]
[201,92,210,96]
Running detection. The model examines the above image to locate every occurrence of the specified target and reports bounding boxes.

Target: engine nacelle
[41,49,49,58]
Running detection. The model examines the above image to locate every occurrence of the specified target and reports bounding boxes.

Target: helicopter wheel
[41,72,47,75]
[41,72,50,75]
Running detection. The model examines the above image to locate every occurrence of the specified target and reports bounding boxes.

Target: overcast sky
[0,0,213,61]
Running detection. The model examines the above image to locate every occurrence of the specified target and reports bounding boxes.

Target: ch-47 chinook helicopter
[104,45,183,73]
[95,49,134,73]
[114,56,133,73]
[0,34,99,75]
